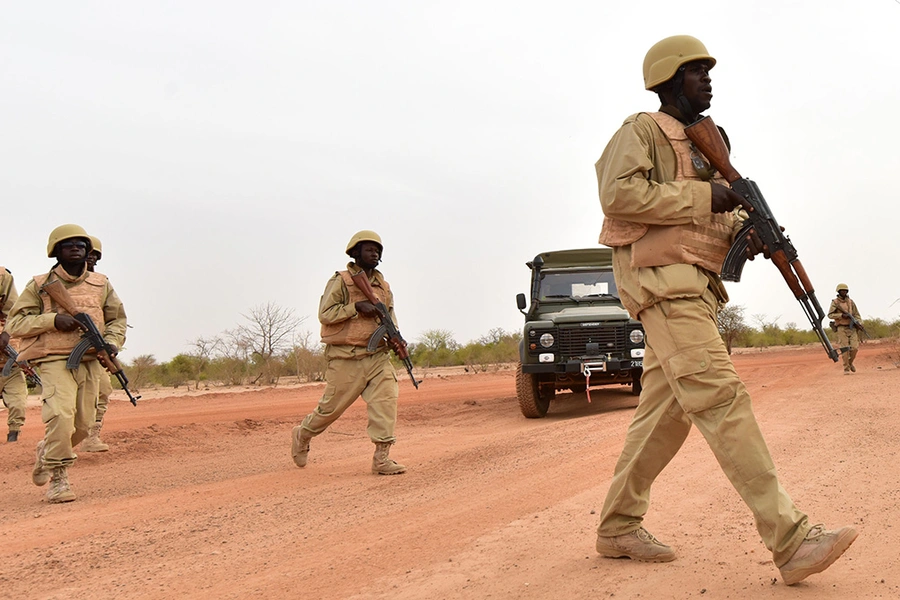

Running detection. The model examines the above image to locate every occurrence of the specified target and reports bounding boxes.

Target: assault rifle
[844,313,871,340]
[350,271,420,389]
[41,279,141,405]
[685,116,839,363]
[1,345,42,387]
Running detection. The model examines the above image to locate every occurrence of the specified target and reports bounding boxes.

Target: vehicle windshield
[539,270,619,301]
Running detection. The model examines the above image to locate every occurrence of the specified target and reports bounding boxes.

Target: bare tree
[717,305,748,355]
[237,302,305,384]
[188,335,221,390]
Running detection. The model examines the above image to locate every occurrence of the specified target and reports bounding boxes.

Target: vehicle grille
[558,325,626,356]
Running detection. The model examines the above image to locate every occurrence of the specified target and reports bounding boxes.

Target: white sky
[3,1,899,362]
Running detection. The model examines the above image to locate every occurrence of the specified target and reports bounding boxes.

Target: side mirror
[516,293,527,310]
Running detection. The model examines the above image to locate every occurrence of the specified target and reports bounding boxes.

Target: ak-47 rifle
[350,271,420,389]
[684,115,839,363]
[1,345,42,387]
[41,279,141,405]
[844,313,871,340]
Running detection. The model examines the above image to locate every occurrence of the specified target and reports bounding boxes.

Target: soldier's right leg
[34,361,80,501]
[82,372,112,452]
[640,290,811,568]
[597,344,692,540]
[3,371,28,442]
[838,328,853,372]
[293,358,367,467]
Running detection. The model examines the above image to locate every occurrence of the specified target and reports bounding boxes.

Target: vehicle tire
[631,370,643,396]
[516,368,553,418]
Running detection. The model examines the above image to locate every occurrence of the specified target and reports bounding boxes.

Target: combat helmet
[345,230,383,257]
[88,235,103,258]
[643,35,716,90]
[47,224,91,257]
[836,283,849,292]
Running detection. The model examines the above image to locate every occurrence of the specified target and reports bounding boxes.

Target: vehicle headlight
[539,333,555,348]
[629,329,644,344]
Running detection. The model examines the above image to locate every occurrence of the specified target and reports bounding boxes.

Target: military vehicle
[514,247,645,418]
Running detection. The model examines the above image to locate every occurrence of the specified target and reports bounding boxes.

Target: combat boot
[779,524,858,585]
[372,442,406,475]
[597,527,676,562]
[291,426,312,468]
[32,440,50,486]
[47,466,76,503]
[7,430,19,442]
[81,421,109,452]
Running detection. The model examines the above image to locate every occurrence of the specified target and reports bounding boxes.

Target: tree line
[116,302,900,392]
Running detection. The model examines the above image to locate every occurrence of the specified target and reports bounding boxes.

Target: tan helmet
[643,35,716,90]
[345,230,383,257]
[47,224,91,257]
[836,283,849,292]
[88,235,103,258]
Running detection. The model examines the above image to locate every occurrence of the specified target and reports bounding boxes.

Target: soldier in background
[7,224,127,503]
[291,230,407,475]
[1,267,29,442]
[828,283,863,374]
[80,235,112,451]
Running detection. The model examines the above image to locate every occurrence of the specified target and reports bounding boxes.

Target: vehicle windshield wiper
[580,293,620,301]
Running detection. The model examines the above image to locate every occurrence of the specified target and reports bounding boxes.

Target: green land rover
[514,247,645,418]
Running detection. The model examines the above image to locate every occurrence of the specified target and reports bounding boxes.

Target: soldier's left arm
[101,282,128,350]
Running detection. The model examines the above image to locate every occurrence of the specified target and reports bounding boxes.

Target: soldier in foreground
[828,283,863,374]
[1,267,29,442]
[79,235,112,452]
[7,225,127,503]
[291,230,407,475]
[593,35,857,585]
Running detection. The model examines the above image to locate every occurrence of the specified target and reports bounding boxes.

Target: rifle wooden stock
[41,279,82,321]
[684,116,742,183]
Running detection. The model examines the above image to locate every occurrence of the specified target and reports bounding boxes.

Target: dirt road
[2,343,899,599]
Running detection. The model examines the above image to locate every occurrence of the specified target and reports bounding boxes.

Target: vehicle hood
[537,305,631,324]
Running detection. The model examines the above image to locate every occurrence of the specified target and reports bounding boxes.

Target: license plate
[630,360,643,368]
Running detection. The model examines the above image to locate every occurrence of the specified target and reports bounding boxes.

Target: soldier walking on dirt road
[7,224,128,503]
[79,235,113,452]
[592,35,857,585]
[828,283,863,374]
[291,230,407,475]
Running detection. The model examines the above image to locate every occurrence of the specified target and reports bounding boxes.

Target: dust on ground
[2,343,898,599]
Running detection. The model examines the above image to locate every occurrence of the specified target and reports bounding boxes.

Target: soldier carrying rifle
[592,35,857,585]
[828,283,865,374]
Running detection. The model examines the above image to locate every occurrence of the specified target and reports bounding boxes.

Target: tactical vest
[320,270,392,348]
[16,269,107,362]
[599,112,735,273]
[831,297,855,326]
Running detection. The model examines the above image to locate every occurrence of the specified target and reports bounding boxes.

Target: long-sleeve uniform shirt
[318,262,398,360]
[596,112,741,317]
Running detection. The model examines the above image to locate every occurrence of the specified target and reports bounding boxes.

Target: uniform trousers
[300,350,399,443]
[2,370,28,431]
[836,326,859,370]
[96,372,113,422]
[38,359,102,468]
[598,287,810,566]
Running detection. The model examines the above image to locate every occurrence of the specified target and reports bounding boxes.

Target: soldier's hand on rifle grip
[54,314,82,332]
[710,183,752,214]
[354,301,380,318]
[388,338,406,354]
[0,331,9,348]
